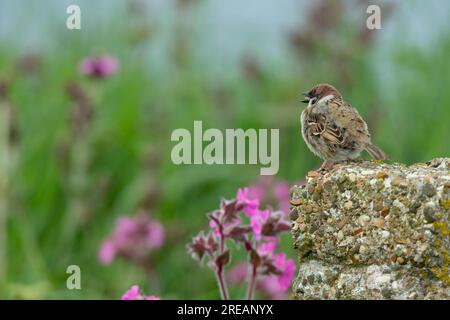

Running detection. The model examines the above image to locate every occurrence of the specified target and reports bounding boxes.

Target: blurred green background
[0,0,449,299]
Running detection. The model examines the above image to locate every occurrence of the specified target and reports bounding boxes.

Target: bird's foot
[319,160,335,171]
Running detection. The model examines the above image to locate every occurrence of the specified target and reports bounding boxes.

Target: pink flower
[247,177,291,217]
[247,184,265,203]
[236,188,259,216]
[98,239,116,265]
[250,209,269,240]
[255,253,295,299]
[227,263,248,284]
[273,253,296,291]
[79,55,118,78]
[121,285,160,300]
[98,212,165,265]
[146,221,165,248]
[274,182,289,200]
[257,237,277,256]
[115,217,138,242]
[209,220,220,237]
[274,182,290,215]
[121,285,141,300]
[210,216,242,238]
[258,276,286,300]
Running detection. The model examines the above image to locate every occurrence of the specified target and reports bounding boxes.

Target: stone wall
[289,158,450,299]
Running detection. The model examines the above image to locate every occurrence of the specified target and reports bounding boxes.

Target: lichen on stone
[290,158,450,299]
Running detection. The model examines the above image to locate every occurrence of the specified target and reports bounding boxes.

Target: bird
[300,83,388,170]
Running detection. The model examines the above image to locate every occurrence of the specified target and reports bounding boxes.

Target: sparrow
[300,83,388,170]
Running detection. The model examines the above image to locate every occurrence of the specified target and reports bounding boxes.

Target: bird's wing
[304,104,345,146]
[305,96,370,150]
[325,97,371,144]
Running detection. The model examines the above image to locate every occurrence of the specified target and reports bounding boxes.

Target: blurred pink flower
[209,216,242,238]
[209,220,220,237]
[273,253,296,291]
[147,221,165,248]
[115,217,138,243]
[247,184,265,202]
[247,177,291,217]
[79,55,118,78]
[228,263,248,284]
[258,276,286,300]
[254,252,295,299]
[98,212,165,265]
[257,237,277,256]
[121,285,160,300]
[98,239,117,264]
[250,209,269,240]
[228,255,294,300]
[121,285,141,300]
[274,182,290,214]
[236,188,259,216]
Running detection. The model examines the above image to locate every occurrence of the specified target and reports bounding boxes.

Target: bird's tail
[365,143,389,160]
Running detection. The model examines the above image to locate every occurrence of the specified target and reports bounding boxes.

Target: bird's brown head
[302,83,342,104]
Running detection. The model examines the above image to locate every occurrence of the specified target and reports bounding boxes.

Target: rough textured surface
[290,158,450,299]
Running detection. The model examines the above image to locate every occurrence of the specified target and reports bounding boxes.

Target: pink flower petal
[146,221,165,248]
[250,209,270,240]
[121,285,142,300]
[228,263,248,284]
[258,276,286,300]
[121,285,160,300]
[257,238,278,255]
[98,239,116,265]
[236,188,260,216]
[274,253,296,291]
[78,55,119,78]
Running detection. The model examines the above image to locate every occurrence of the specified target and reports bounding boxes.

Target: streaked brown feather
[321,125,344,145]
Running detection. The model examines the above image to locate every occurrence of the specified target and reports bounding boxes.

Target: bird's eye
[310,97,317,104]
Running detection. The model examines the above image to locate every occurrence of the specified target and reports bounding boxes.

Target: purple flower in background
[248,177,292,217]
[115,217,138,243]
[227,263,248,284]
[274,182,290,214]
[79,55,119,78]
[98,211,165,265]
[98,239,117,264]
[247,184,265,201]
[121,285,160,300]
[258,276,286,300]
[147,221,165,248]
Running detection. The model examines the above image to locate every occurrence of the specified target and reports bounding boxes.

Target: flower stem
[246,263,257,300]
[215,264,229,300]
[218,223,225,253]
[217,227,229,299]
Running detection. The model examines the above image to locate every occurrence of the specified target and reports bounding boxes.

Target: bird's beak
[301,92,310,103]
